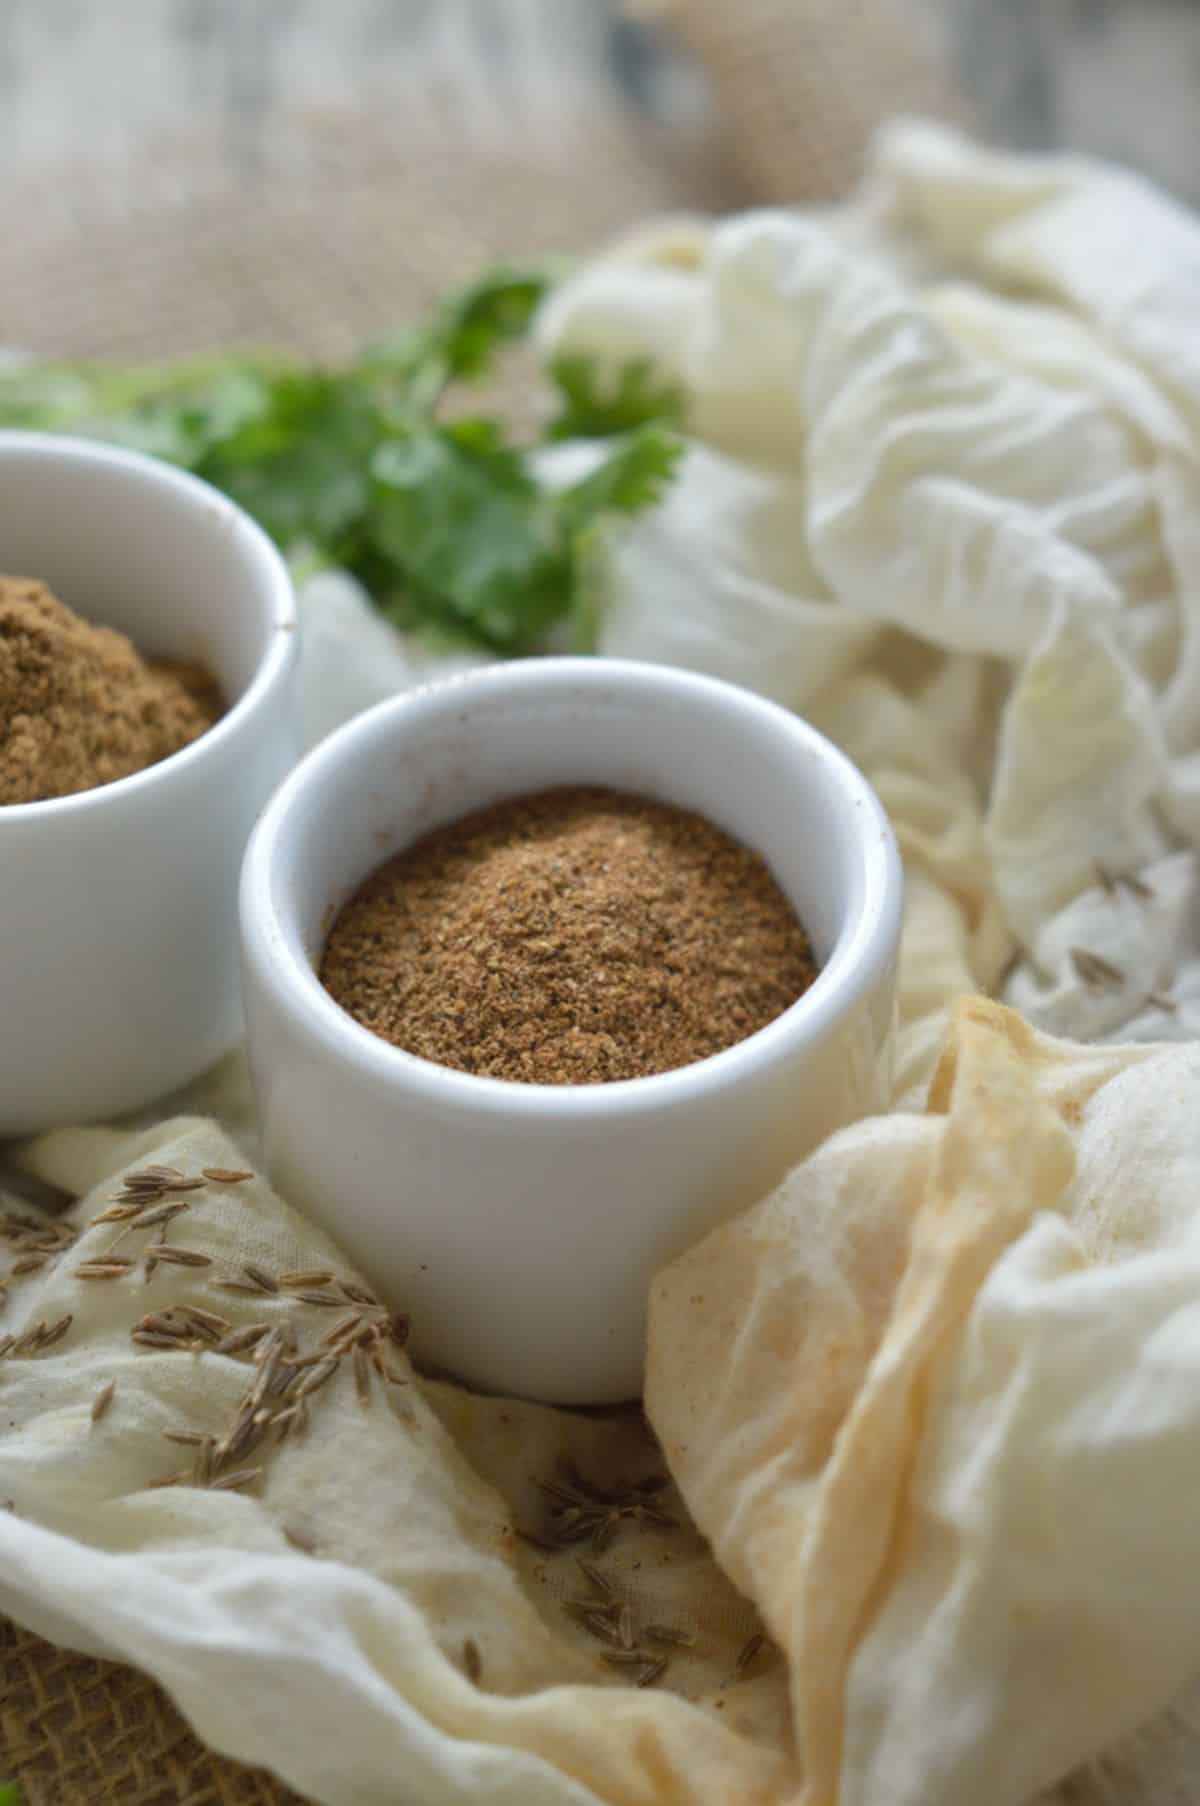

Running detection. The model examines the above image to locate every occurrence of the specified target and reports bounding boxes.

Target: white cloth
[7,122,1200,1806]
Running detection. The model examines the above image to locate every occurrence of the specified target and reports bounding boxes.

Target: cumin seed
[296,1357,339,1398]
[279,1269,335,1289]
[152,1248,213,1268]
[341,1282,378,1307]
[353,1344,372,1406]
[617,1604,636,1650]
[1069,946,1125,989]
[37,1313,72,1350]
[243,1263,278,1294]
[202,1168,254,1184]
[284,1524,319,1553]
[601,1649,643,1666]
[91,1379,116,1422]
[463,1639,482,1684]
[13,1321,47,1354]
[321,1312,364,1347]
[735,1632,766,1674]
[132,1329,190,1349]
[147,1470,187,1489]
[294,1290,345,1307]
[213,1323,271,1355]
[76,1260,134,1278]
[637,1657,667,1688]
[163,1429,206,1447]
[217,1279,268,1296]
[11,1254,48,1275]
[1148,990,1178,1013]
[184,1305,231,1334]
[208,1466,261,1492]
[576,1558,613,1598]
[0,1335,13,1358]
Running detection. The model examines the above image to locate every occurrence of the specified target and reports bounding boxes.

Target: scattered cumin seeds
[37,1313,73,1350]
[128,1166,183,1185]
[162,1177,208,1193]
[279,1269,335,1289]
[735,1632,766,1674]
[11,1254,48,1275]
[294,1289,346,1307]
[202,1168,254,1184]
[152,1248,213,1269]
[617,1604,636,1650]
[91,1379,116,1422]
[76,1260,134,1279]
[147,1470,187,1489]
[163,1429,207,1447]
[217,1278,269,1296]
[1148,990,1178,1013]
[1069,947,1125,990]
[208,1466,262,1493]
[463,1639,483,1684]
[0,1335,14,1358]
[132,1329,190,1350]
[601,1649,644,1667]
[637,1658,668,1688]
[13,1321,47,1354]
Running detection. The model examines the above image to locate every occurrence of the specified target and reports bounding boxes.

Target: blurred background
[6,0,1199,364]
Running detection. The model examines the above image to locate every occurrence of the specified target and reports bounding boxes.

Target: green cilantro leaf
[0,264,684,653]
[0,1782,22,1805]
[554,424,683,534]
[546,352,686,440]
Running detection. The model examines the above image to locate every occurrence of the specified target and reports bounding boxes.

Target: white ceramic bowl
[240,657,902,1404]
[0,432,298,1135]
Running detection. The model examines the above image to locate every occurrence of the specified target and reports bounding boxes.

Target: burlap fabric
[0,1,963,1799]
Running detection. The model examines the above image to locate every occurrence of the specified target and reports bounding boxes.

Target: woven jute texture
[1,2,962,1800]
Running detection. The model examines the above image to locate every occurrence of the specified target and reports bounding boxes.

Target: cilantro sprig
[0,269,684,653]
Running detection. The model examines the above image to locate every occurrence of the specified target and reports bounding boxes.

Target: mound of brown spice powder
[319,786,818,1085]
[0,574,223,805]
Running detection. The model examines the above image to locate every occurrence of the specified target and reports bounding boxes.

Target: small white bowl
[240,658,902,1404]
[0,433,298,1135]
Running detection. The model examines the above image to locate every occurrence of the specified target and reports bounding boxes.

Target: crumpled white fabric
[7,121,1200,1806]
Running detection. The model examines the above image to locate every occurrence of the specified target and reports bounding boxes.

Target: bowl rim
[0,430,297,821]
[241,656,904,1121]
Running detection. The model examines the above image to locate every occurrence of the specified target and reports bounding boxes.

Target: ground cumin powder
[320,786,818,1085]
[0,575,223,805]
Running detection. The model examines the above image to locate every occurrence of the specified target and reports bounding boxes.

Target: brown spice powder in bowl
[0,574,223,805]
[319,785,818,1085]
